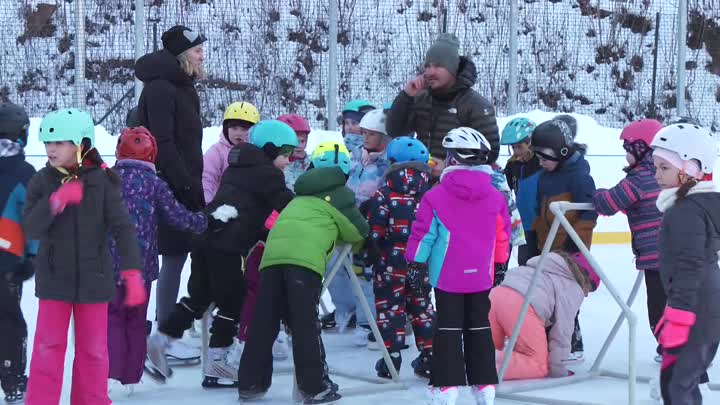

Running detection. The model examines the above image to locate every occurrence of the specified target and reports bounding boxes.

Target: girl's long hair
[81,138,120,186]
[555,250,592,294]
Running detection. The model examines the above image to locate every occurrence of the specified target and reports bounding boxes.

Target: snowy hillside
[1,0,719,134]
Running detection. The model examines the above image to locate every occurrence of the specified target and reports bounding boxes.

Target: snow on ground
[17,111,720,404]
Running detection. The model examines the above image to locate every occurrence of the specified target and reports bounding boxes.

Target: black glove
[13,258,35,283]
[493,262,508,287]
[180,181,205,212]
[407,262,430,296]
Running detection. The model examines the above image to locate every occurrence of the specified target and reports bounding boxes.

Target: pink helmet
[619,119,663,145]
[277,114,311,134]
[570,252,601,291]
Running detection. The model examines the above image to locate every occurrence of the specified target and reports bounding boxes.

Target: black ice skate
[3,375,27,404]
[375,354,402,379]
[411,351,432,379]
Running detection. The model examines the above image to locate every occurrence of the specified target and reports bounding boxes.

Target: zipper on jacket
[74,207,80,300]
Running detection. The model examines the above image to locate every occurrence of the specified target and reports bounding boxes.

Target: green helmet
[39,108,95,147]
[342,99,375,113]
[500,117,536,145]
[249,120,299,149]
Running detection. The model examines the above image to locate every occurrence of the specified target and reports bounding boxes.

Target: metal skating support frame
[496,202,639,405]
[274,244,406,400]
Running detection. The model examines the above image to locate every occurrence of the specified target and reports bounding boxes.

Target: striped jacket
[593,153,661,270]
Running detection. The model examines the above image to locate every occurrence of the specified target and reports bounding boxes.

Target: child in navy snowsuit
[107,127,207,389]
[367,136,436,379]
[592,119,665,360]
[649,123,720,405]
[0,102,36,404]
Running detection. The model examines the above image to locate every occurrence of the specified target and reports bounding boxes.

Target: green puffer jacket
[260,167,369,277]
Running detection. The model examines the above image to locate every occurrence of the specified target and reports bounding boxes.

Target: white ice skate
[272,331,291,360]
[145,332,172,383]
[108,379,136,398]
[202,343,239,388]
[352,326,370,347]
[471,385,495,405]
[166,339,201,366]
[427,386,459,405]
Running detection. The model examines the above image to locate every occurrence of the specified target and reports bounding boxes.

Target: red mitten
[264,210,280,230]
[656,307,696,349]
[121,270,147,307]
[49,181,83,215]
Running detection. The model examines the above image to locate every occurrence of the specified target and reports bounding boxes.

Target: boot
[471,385,495,405]
[427,386,459,405]
[146,332,173,382]
[375,353,402,379]
[411,350,432,379]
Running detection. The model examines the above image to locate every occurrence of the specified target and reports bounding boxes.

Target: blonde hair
[177,46,206,79]
[555,250,592,294]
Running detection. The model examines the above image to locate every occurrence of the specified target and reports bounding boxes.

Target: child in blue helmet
[146,120,297,387]
[501,117,543,265]
[367,136,436,379]
[342,99,376,153]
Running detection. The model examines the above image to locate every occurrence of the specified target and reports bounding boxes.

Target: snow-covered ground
[15,111,720,404]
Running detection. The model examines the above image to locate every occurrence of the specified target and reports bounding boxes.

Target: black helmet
[0,102,30,145]
[531,119,575,161]
[554,114,577,139]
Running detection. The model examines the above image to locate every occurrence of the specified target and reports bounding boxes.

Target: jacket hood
[627,150,655,173]
[135,49,193,85]
[114,159,157,173]
[557,151,591,176]
[439,166,493,201]
[228,143,273,168]
[527,252,577,283]
[218,131,234,148]
[384,161,431,194]
[656,181,718,213]
[294,167,348,196]
[0,153,25,172]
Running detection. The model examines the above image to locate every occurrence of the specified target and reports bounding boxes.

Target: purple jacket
[405,166,511,293]
[110,159,208,282]
[203,134,234,203]
[593,153,661,270]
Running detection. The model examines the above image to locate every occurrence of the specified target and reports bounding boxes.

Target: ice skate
[352,325,371,346]
[272,330,291,360]
[238,385,268,401]
[202,344,239,388]
[320,311,337,330]
[301,383,341,404]
[649,372,661,402]
[166,339,201,366]
[3,375,27,404]
[108,379,136,398]
[145,332,172,383]
[471,385,495,405]
[375,353,401,379]
[564,351,584,364]
[411,351,432,379]
[189,319,202,339]
[427,386,459,405]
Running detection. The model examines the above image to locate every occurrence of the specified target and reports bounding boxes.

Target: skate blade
[167,355,201,367]
[144,359,172,384]
[202,376,239,389]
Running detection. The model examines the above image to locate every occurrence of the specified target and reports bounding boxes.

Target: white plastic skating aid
[471,385,495,405]
[427,386,459,405]
[273,331,291,360]
[145,332,172,383]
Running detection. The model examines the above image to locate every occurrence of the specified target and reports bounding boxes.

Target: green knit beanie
[424,33,461,75]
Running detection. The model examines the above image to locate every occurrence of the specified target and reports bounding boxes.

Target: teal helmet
[39,108,95,147]
[342,99,376,114]
[249,120,299,150]
[500,117,536,145]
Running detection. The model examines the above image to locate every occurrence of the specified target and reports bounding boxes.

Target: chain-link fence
[1,0,718,134]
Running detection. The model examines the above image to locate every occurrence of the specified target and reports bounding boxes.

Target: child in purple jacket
[108,127,207,393]
[592,119,665,362]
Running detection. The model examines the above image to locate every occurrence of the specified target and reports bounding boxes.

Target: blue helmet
[249,120,299,149]
[500,117,536,145]
[311,141,352,174]
[387,136,429,164]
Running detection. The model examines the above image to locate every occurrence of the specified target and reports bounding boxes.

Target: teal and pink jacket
[405,166,511,293]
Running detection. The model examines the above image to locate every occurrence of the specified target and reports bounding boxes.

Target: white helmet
[359,109,386,135]
[442,127,491,165]
[650,123,717,174]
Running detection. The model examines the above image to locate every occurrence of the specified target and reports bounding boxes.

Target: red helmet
[116,126,158,163]
[276,114,311,134]
[619,119,663,145]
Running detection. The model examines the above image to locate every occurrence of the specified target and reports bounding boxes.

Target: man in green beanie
[386,33,500,177]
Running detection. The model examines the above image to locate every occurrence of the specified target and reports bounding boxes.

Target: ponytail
[676,178,699,201]
[81,139,121,186]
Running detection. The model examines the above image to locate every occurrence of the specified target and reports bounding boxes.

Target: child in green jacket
[237,142,368,404]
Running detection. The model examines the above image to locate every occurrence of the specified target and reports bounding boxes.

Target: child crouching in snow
[237,142,368,404]
[489,251,600,380]
[107,127,207,394]
[406,127,510,405]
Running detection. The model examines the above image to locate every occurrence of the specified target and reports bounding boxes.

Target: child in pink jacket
[489,251,600,380]
[202,101,260,203]
[405,127,510,405]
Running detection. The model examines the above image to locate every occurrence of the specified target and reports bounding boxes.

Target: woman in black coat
[134,25,206,325]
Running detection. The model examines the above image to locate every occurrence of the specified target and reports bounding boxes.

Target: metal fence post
[675,0,688,116]
[327,0,338,131]
[508,0,519,114]
[134,0,145,106]
[74,0,86,109]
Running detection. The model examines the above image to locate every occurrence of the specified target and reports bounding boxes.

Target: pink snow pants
[238,242,264,342]
[26,299,111,405]
[489,286,549,380]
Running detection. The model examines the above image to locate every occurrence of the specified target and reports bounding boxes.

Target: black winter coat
[658,188,720,345]
[386,56,500,163]
[135,49,204,255]
[205,144,294,255]
[22,166,142,304]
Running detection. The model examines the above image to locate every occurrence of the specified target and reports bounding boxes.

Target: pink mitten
[121,270,147,307]
[657,307,696,349]
[264,210,280,230]
[49,181,83,215]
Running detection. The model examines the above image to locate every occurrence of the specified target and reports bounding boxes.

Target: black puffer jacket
[22,166,142,303]
[205,144,294,255]
[658,187,720,345]
[135,49,205,255]
[386,56,500,163]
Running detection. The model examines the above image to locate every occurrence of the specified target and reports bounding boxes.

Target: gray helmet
[0,102,30,145]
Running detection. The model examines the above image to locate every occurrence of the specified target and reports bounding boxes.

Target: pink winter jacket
[202,134,234,203]
[499,252,585,377]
